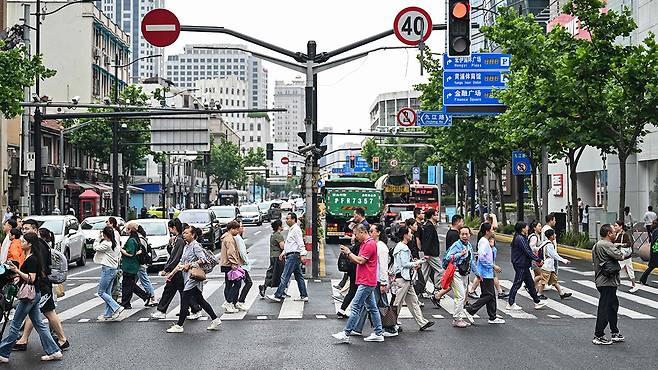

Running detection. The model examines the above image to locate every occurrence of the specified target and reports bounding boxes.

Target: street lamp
[110,54,163,218]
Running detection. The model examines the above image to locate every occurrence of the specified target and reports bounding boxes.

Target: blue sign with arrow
[443,70,508,88]
[443,87,503,106]
[512,151,532,176]
[443,53,511,70]
[417,111,452,126]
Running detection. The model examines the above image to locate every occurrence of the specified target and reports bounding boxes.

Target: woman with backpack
[94,226,124,320]
[0,232,62,362]
[444,226,476,328]
[166,225,221,333]
[528,221,545,297]
[121,222,151,309]
[136,225,158,307]
[13,226,69,352]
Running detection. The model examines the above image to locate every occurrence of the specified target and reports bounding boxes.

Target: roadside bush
[558,231,594,250]
[499,223,515,235]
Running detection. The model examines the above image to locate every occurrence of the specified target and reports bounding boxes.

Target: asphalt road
[2,222,657,369]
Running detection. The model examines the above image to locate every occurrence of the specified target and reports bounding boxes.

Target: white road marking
[278,280,305,319]
[254,231,262,235]
[257,315,268,320]
[619,280,658,295]
[499,280,595,319]
[560,267,594,276]
[145,24,177,32]
[315,314,327,319]
[497,298,537,319]
[58,283,98,302]
[221,280,264,320]
[560,283,653,319]
[77,319,90,323]
[574,280,658,311]
[332,279,346,314]
[547,314,560,319]
[431,314,444,319]
[114,284,167,321]
[59,297,104,322]
[138,318,150,322]
[67,265,101,277]
[163,281,224,320]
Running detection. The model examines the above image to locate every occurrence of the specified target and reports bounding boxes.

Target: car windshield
[138,222,168,236]
[398,211,414,221]
[258,202,270,210]
[389,206,414,214]
[240,205,258,213]
[35,219,65,235]
[178,211,211,224]
[211,207,235,218]
[80,219,107,230]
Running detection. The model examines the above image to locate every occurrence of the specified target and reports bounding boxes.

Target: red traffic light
[452,2,469,19]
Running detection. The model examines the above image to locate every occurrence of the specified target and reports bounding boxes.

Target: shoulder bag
[189,265,207,281]
[17,275,36,301]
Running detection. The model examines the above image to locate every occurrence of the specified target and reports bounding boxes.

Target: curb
[494,234,657,275]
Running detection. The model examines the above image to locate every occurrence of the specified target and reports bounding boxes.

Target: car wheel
[76,247,87,267]
[257,221,262,226]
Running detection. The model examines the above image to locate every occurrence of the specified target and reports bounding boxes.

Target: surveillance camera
[71,96,80,105]
[103,97,112,105]
[121,123,128,129]
[32,93,39,103]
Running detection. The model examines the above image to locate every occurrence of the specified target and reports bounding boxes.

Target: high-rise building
[95,0,165,82]
[165,44,268,109]
[196,76,271,151]
[273,78,305,150]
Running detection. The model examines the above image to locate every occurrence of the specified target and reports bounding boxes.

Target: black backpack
[337,242,360,273]
[137,235,153,265]
[457,251,471,276]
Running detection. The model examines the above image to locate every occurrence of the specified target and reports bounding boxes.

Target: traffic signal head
[292,166,297,175]
[372,157,380,172]
[448,0,471,57]
[349,155,356,169]
[266,143,274,160]
[297,132,307,144]
[313,131,329,146]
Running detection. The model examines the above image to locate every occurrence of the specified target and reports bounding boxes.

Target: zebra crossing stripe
[499,280,595,319]
[497,298,537,319]
[278,281,305,319]
[57,283,98,302]
[114,284,167,322]
[331,279,348,314]
[619,280,658,295]
[559,283,653,319]
[221,280,264,320]
[163,281,224,321]
[560,267,594,277]
[59,297,104,322]
[574,280,658,310]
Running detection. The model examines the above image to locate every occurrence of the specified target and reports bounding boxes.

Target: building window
[250,136,253,142]
[257,123,261,131]
[250,123,253,131]
[257,136,261,142]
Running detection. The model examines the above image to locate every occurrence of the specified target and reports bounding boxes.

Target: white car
[79,216,126,256]
[293,198,305,212]
[280,201,294,212]
[120,219,171,268]
[239,204,262,226]
[25,215,87,267]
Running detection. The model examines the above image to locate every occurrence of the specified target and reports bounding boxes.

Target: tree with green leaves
[243,147,266,168]
[208,139,244,190]
[0,41,55,117]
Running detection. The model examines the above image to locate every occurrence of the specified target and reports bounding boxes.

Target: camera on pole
[448,0,471,57]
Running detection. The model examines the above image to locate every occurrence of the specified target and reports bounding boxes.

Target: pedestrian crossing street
[39,272,658,325]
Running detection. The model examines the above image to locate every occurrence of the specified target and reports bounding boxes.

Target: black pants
[508,266,540,305]
[224,272,242,304]
[595,286,619,337]
[640,257,658,284]
[340,269,357,311]
[121,272,149,307]
[264,257,284,287]
[177,287,217,326]
[467,278,497,320]
[413,270,427,296]
[238,271,253,303]
[156,272,200,314]
[338,272,349,289]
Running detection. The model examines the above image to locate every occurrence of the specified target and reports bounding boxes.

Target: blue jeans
[344,285,383,336]
[0,292,60,358]
[138,266,155,297]
[274,253,308,299]
[99,265,121,317]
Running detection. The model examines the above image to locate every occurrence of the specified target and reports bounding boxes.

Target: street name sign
[417,110,452,127]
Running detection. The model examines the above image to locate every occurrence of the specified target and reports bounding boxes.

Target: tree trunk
[618,152,629,224]
[530,158,540,221]
[498,167,508,225]
[567,148,585,234]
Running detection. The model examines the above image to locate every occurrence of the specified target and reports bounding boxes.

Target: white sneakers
[97,315,109,322]
[41,351,63,361]
[506,303,522,310]
[333,332,385,343]
[111,306,125,320]
[332,331,350,343]
[151,311,167,320]
[166,324,184,333]
[206,318,222,331]
[382,331,399,337]
[222,302,239,313]
[235,302,248,311]
[293,296,309,302]
[629,285,640,293]
[534,302,547,310]
[0,356,9,363]
[363,333,385,342]
[488,318,506,324]
[265,294,282,303]
[463,311,475,324]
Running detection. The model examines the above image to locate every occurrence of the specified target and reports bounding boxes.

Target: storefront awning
[94,183,113,192]
[65,182,81,190]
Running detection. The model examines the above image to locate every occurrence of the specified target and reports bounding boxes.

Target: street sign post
[443,87,504,106]
[394,7,433,46]
[443,70,508,88]
[141,8,181,47]
[281,157,290,165]
[428,166,436,184]
[417,110,452,127]
[512,151,532,176]
[412,167,421,182]
[397,107,417,127]
[390,159,399,167]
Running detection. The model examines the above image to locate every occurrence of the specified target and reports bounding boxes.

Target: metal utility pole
[112,54,120,218]
[21,4,32,215]
[205,153,211,205]
[161,155,167,216]
[517,175,525,223]
[469,161,476,218]
[33,0,42,215]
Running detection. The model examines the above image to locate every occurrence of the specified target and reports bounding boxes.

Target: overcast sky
[166,0,448,146]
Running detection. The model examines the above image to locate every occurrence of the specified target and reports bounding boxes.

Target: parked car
[178,209,222,250]
[210,205,241,228]
[293,198,305,212]
[24,215,87,267]
[239,204,262,226]
[120,219,171,269]
[80,216,126,256]
[258,201,272,221]
[146,206,181,219]
[387,210,415,241]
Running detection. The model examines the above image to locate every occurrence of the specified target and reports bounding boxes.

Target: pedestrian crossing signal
[372,157,380,172]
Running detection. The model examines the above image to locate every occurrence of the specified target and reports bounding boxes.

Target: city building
[273,77,306,150]
[318,126,335,169]
[95,0,165,82]
[165,44,268,109]
[196,76,271,151]
[368,90,421,132]
[6,0,131,103]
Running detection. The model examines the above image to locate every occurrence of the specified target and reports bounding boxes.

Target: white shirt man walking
[266,212,308,302]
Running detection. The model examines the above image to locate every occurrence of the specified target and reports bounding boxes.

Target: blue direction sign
[428,166,436,184]
[417,110,452,126]
[443,53,511,70]
[443,70,508,88]
[443,87,503,106]
[512,151,532,176]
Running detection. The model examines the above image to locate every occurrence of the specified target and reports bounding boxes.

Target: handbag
[17,276,36,301]
[227,266,245,281]
[379,305,398,328]
[457,252,471,276]
[439,257,456,290]
[55,283,66,298]
[189,266,207,281]
[337,253,353,273]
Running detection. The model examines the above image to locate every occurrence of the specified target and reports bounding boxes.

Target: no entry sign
[141,8,181,47]
[394,7,433,46]
[281,157,290,165]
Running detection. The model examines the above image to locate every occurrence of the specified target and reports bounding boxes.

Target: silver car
[120,219,171,268]
[25,215,87,267]
[239,204,262,226]
[80,216,126,256]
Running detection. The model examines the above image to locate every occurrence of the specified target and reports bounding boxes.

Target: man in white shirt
[643,206,657,234]
[266,212,308,302]
[541,213,557,242]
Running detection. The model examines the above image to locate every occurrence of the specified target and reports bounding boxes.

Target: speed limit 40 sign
[394,7,433,46]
